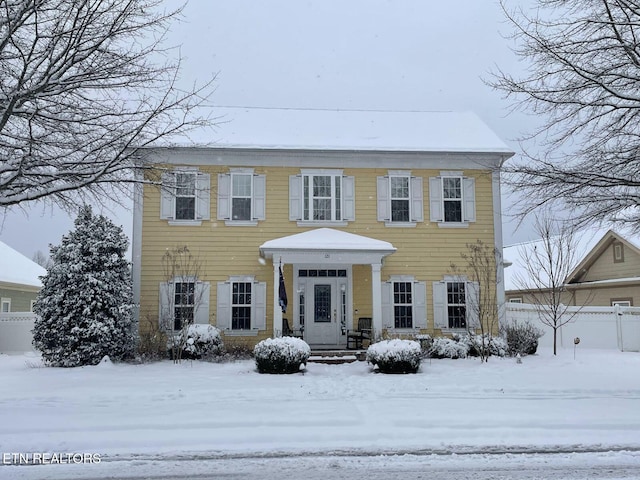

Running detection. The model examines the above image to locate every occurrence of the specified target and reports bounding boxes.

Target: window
[433,278,479,330]
[216,277,267,334]
[173,281,195,330]
[393,282,413,329]
[289,171,355,223]
[159,280,210,331]
[30,300,36,312]
[160,169,211,224]
[217,171,266,224]
[611,299,632,307]
[447,282,466,329]
[381,278,427,330]
[613,242,624,263]
[1,298,10,313]
[509,298,523,304]
[429,173,475,225]
[376,173,423,225]
[232,282,252,330]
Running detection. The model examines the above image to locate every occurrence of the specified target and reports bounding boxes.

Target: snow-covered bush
[428,336,469,359]
[32,206,135,367]
[465,334,508,358]
[501,320,544,356]
[180,324,223,360]
[254,337,311,374]
[366,339,421,373]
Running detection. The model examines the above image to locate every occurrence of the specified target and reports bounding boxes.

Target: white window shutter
[377,176,389,221]
[216,282,231,330]
[466,281,480,328]
[463,177,476,222]
[381,281,393,329]
[159,282,174,330]
[194,282,210,324]
[196,173,210,220]
[160,172,175,220]
[433,281,447,329]
[413,281,427,329]
[289,175,302,221]
[217,173,231,220]
[342,176,355,221]
[429,177,443,222]
[253,281,267,331]
[253,174,266,220]
[410,176,424,222]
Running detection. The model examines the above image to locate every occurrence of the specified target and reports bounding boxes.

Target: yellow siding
[139,165,498,344]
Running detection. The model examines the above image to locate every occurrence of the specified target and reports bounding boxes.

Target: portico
[259,228,396,348]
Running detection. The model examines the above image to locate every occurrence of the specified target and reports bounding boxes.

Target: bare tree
[513,215,587,355]
[490,0,640,229]
[31,249,51,269]
[160,245,207,363]
[0,0,215,211]
[451,239,501,362]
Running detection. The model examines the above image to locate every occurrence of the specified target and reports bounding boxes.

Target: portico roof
[259,228,396,264]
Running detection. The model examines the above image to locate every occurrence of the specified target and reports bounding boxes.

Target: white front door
[301,275,348,347]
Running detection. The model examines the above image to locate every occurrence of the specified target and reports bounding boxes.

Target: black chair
[282,318,303,339]
[346,317,372,349]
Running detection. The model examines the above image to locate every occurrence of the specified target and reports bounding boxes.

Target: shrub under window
[366,339,421,373]
[254,337,311,374]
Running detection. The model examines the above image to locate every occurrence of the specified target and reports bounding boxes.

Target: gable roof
[260,228,396,255]
[181,107,514,155]
[503,226,639,292]
[0,240,46,288]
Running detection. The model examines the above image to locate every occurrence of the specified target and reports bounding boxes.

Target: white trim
[168,220,203,227]
[1,298,10,313]
[493,168,506,328]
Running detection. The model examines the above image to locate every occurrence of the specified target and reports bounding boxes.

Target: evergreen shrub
[366,339,421,373]
[254,337,311,374]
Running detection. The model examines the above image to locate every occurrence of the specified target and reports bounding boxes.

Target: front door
[301,275,348,347]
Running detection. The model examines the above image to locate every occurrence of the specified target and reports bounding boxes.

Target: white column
[273,261,283,337]
[371,263,382,339]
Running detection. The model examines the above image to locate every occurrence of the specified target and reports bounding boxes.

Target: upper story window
[377,172,423,226]
[429,172,476,226]
[217,170,266,225]
[289,170,355,225]
[217,276,267,335]
[160,169,211,225]
[381,276,427,331]
[613,242,624,263]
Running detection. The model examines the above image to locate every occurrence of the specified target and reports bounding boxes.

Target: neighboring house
[0,240,45,313]
[504,228,640,307]
[132,107,514,349]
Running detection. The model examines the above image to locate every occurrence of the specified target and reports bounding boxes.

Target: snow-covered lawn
[1,349,639,469]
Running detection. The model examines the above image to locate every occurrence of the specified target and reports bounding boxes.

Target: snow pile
[254,337,311,374]
[366,339,421,373]
[182,324,223,359]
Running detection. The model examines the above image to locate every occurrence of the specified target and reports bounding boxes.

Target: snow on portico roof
[260,228,396,256]
[194,107,514,154]
[0,240,46,288]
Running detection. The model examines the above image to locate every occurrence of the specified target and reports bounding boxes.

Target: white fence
[0,313,36,354]
[504,303,640,352]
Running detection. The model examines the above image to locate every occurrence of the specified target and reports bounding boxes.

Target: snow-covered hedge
[366,339,421,373]
[466,334,507,358]
[181,324,223,360]
[428,336,469,359]
[501,320,544,356]
[254,337,311,374]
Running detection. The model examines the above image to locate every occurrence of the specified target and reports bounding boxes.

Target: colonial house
[132,107,514,349]
[504,228,640,307]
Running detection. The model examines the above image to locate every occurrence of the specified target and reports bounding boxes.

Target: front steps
[308,349,366,364]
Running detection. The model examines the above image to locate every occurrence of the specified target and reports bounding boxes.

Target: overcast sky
[0,0,538,259]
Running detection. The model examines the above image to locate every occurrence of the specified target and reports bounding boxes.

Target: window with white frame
[433,278,479,330]
[376,173,423,225]
[1,298,10,313]
[508,298,523,304]
[160,169,211,224]
[159,279,210,331]
[217,171,266,224]
[381,277,427,330]
[217,277,266,334]
[611,299,632,307]
[429,173,475,225]
[289,171,355,223]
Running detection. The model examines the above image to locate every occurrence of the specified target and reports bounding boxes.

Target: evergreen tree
[33,206,135,366]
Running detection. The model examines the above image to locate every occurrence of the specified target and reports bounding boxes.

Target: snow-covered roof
[0,240,46,288]
[503,226,639,292]
[260,228,396,254]
[187,107,514,154]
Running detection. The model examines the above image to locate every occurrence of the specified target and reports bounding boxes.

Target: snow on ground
[0,349,639,478]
